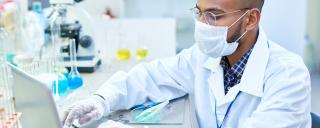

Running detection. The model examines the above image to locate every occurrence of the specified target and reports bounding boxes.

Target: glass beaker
[116,32,131,61]
[135,34,148,60]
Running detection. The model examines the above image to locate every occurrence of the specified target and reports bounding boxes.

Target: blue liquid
[52,73,69,95]
[67,72,83,90]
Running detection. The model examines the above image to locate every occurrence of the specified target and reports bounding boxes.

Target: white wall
[123,0,196,52]
[93,18,177,60]
[78,0,124,17]
[260,0,307,56]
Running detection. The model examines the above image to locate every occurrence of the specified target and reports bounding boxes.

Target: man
[63,0,311,127]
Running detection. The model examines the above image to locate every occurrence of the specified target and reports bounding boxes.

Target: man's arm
[96,46,197,112]
[63,46,197,127]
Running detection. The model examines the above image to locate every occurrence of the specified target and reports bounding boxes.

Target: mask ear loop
[229,10,250,43]
[228,10,250,28]
[235,30,248,43]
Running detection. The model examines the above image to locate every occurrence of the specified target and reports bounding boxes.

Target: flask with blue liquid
[52,72,69,95]
[67,39,83,90]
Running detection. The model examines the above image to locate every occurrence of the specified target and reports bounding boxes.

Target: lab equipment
[106,97,186,125]
[46,11,70,97]
[131,102,161,111]
[13,55,69,97]
[116,32,131,61]
[52,72,69,96]
[22,4,46,56]
[45,0,101,73]
[135,47,148,60]
[132,100,169,123]
[1,0,32,58]
[0,2,16,61]
[13,20,69,97]
[0,1,15,32]
[67,39,83,90]
[104,19,176,61]
[14,57,57,76]
[46,6,61,59]
[116,48,131,61]
[32,2,48,28]
[135,35,148,60]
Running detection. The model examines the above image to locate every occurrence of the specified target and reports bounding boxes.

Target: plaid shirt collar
[220,47,254,86]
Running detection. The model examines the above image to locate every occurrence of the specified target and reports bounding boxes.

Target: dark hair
[259,0,265,11]
[243,0,265,11]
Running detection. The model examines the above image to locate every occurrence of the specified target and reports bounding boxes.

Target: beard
[227,20,244,43]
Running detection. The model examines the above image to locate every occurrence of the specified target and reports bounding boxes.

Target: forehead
[196,0,242,11]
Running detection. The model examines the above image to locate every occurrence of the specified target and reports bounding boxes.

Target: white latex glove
[62,95,107,127]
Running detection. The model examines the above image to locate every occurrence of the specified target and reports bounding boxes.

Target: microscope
[45,0,101,73]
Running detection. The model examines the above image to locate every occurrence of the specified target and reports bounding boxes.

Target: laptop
[10,64,62,128]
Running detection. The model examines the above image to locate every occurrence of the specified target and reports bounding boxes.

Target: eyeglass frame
[190,6,251,26]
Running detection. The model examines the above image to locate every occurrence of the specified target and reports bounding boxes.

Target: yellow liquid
[1,11,15,31]
[136,48,148,60]
[116,49,131,60]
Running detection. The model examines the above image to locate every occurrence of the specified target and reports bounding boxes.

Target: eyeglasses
[190,7,250,26]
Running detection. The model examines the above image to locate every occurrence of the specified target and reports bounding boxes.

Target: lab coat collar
[203,28,269,98]
[203,57,221,72]
[239,28,269,97]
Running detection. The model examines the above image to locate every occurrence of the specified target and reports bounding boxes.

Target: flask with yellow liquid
[135,35,148,60]
[116,32,131,61]
[116,48,131,60]
[136,47,148,60]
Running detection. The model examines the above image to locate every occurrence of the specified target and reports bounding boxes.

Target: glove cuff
[91,94,110,117]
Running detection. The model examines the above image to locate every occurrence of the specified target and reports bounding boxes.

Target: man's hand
[62,95,107,127]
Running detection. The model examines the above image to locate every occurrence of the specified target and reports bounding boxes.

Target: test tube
[0,65,5,123]
[4,64,13,117]
[1,62,21,128]
[0,63,9,122]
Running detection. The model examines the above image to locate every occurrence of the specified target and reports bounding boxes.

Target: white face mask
[195,11,249,58]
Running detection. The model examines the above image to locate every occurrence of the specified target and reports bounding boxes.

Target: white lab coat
[96,28,311,128]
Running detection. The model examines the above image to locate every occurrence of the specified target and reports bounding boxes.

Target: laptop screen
[10,64,62,128]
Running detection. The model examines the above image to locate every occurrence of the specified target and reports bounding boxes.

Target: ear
[245,8,261,31]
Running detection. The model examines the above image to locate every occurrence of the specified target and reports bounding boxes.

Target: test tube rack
[0,94,22,128]
[0,112,22,128]
[0,64,22,128]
